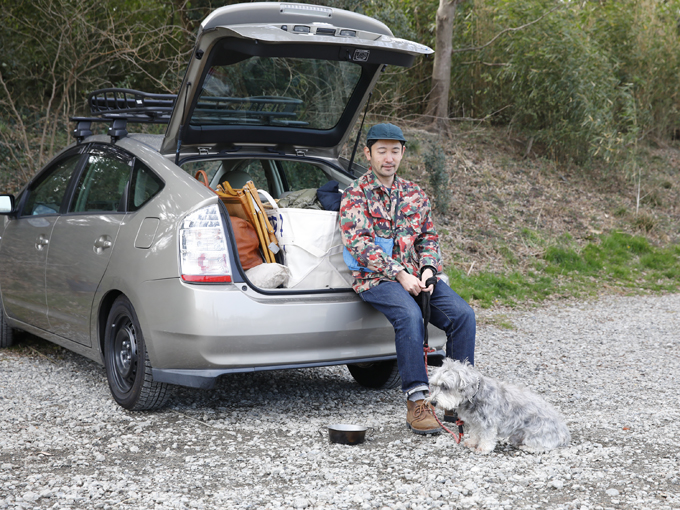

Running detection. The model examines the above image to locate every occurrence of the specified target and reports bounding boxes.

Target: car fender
[90,191,219,365]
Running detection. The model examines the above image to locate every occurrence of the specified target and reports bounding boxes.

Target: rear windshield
[190,57,362,130]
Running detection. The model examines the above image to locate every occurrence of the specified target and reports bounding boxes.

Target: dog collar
[467,378,481,403]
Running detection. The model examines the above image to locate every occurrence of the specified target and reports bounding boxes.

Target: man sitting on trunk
[339,123,476,435]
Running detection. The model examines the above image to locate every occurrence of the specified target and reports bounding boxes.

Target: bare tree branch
[38,29,65,167]
[0,0,193,185]
[0,121,29,184]
[451,4,564,54]
[0,71,34,179]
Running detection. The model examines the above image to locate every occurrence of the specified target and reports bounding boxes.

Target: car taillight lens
[179,204,232,283]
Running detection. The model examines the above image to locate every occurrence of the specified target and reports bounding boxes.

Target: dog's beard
[428,385,464,411]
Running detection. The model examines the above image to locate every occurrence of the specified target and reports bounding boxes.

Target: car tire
[347,360,401,389]
[0,304,14,348]
[104,296,171,410]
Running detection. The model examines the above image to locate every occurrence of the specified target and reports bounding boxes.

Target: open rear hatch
[160,2,433,160]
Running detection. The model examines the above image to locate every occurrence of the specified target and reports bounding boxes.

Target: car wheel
[347,360,401,389]
[104,296,170,410]
[0,304,14,348]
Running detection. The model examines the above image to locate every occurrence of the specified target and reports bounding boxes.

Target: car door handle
[94,236,113,253]
[35,235,49,251]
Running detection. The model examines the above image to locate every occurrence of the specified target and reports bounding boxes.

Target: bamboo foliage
[445,0,680,164]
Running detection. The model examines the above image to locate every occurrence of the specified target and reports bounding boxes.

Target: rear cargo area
[182,156,360,291]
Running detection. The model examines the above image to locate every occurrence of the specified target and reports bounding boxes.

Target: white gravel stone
[19,492,37,503]
[294,498,309,508]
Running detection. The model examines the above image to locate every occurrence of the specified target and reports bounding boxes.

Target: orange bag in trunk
[230,217,264,270]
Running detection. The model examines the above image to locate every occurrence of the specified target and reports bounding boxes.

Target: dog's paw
[474,441,496,455]
[463,438,478,450]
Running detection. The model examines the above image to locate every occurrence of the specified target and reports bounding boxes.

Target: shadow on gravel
[8,331,381,415]
[170,367,374,412]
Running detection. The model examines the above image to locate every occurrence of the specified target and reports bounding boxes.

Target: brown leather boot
[406,400,442,435]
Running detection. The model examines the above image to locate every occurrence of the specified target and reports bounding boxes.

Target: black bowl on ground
[327,424,369,445]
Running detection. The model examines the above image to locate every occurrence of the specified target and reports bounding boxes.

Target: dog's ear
[456,365,480,402]
[460,377,479,402]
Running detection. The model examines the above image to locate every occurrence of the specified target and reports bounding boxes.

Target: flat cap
[366,123,406,143]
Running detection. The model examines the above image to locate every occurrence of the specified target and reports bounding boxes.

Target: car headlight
[179,204,232,283]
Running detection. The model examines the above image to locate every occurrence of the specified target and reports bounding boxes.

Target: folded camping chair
[216,180,279,263]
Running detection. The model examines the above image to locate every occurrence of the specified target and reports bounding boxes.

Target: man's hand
[420,267,435,294]
[396,270,427,296]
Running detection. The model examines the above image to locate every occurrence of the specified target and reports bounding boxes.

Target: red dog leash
[419,280,464,444]
[429,407,464,443]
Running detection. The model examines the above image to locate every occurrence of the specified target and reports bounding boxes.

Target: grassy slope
[397,124,680,309]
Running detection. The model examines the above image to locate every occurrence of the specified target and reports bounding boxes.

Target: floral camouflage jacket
[339,170,442,293]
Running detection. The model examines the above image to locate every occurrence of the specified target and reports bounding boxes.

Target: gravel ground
[1,293,679,510]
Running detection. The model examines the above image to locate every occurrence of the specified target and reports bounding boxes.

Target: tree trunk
[424,0,460,130]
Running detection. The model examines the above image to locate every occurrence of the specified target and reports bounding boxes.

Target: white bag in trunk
[262,192,353,289]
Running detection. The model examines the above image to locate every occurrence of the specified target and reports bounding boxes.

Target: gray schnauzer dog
[428,359,571,454]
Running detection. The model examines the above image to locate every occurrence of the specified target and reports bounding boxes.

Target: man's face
[364,139,405,185]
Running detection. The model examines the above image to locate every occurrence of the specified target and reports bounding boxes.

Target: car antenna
[175,81,192,166]
[347,92,372,176]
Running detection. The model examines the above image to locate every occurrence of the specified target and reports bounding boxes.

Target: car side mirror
[0,195,16,214]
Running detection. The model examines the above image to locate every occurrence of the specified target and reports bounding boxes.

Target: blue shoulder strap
[343,236,394,272]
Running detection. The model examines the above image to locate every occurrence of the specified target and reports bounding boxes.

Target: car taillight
[179,204,232,283]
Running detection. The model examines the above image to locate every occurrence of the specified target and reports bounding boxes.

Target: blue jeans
[360,280,476,394]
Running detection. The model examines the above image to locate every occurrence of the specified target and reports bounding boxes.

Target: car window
[191,57,363,130]
[279,160,329,191]
[23,154,81,216]
[70,151,132,213]
[210,160,269,190]
[235,160,268,189]
[129,159,164,211]
[182,160,224,183]
[183,159,268,191]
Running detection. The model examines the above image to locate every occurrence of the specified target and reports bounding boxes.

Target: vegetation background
[1,0,679,308]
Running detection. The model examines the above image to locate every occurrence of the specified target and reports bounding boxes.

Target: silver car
[0,2,444,410]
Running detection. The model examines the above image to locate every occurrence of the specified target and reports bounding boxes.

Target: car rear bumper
[151,351,447,389]
[136,278,446,379]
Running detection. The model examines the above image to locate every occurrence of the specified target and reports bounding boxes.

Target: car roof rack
[71,117,130,144]
[89,88,176,122]
[70,88,177,144]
